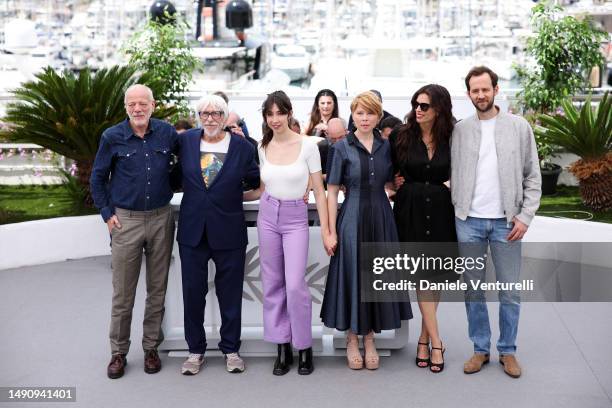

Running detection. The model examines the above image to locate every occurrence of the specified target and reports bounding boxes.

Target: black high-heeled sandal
[415,341,430,368]
[430,342,445,373]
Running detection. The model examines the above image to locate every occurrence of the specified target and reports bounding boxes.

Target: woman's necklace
[422,134,435,159]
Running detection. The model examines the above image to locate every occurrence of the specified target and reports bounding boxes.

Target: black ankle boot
[297,347,314,375]
[273,343,293,376]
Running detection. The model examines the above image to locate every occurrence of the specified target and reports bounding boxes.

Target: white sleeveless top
[258,137,322,200]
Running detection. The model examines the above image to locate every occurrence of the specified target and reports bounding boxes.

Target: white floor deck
[1,256,611,408]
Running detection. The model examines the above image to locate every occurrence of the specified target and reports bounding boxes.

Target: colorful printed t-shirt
[200,132,230,188]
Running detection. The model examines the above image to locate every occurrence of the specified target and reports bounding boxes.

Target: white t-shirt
[469,117,505,218]
[200,132,231,188]
[258,137,322,200]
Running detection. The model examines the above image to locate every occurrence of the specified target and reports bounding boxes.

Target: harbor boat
[271,44,311,82]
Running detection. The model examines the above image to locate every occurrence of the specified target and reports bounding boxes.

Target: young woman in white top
[245,91,335,376]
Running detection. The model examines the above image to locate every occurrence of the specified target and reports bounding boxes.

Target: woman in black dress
[390,84,456,373]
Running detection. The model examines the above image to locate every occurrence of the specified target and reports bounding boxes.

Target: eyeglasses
[198,111,223,120]
[412,102,431,112]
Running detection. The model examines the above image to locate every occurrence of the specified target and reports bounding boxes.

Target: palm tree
[536,92,612,211]
[0,65,176,205]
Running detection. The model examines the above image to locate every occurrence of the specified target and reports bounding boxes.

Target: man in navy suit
[176,94,260,375]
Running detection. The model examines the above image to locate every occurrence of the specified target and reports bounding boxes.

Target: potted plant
[524,111,563,195]
[536,92,612,211]
[515,2,606,114]
[536,131,563,195]
[122,11,201,119]
[515,1,607,194]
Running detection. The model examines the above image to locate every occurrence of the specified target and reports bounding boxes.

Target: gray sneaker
[181,353,204,375]
[224,352,245,373]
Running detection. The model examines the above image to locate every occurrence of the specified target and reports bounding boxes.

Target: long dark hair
[305,89,339,135]
[394,84,454,163]
[261,90,293,149]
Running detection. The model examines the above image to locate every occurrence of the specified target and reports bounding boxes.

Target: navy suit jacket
[177,129,260,249]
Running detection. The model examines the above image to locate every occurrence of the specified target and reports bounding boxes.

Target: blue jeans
[455,217,522,355]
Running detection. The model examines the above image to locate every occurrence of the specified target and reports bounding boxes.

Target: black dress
[320,132,413,335]
[389,130,457,243]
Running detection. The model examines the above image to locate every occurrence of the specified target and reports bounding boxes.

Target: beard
[472,98,495,113]
[472,97,495,113]
[204,126,222,138]
[129,114,150,126]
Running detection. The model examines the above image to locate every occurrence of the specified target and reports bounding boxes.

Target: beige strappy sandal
[363,332,379,370]
[346,334,363,370]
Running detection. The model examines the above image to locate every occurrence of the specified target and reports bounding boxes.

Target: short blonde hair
[350,91,383,119]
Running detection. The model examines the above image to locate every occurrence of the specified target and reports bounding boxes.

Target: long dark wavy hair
[305,89,339,135]
[261,90,293,149]
[394,84,454,164]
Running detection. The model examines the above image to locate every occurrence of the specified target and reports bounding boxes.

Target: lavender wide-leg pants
[257,191,312,350]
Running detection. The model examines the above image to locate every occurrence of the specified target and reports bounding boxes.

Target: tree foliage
[536,93,612,210]
[536,92,612,161]
[122,16,201,116]
[0,65,176,204]
[516,1,607,114]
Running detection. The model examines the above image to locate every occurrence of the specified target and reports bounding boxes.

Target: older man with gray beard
[176,94,260,376]
[90,84,178,379]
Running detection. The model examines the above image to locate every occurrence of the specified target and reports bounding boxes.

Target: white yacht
[271,44,311,82]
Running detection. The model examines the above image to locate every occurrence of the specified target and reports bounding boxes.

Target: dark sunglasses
[412,102,431,112]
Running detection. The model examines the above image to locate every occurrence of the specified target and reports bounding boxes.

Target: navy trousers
[179,236,246,355]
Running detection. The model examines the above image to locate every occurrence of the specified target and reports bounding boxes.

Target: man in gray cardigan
[451,66,541,379]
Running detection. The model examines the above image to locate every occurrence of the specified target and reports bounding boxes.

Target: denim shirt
[90,118,179,222]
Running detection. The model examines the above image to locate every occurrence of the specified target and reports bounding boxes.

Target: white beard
[204,127,222,138]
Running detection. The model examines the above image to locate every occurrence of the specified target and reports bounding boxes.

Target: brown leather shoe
[107,354,127,379]
[144,349,162,374]
[499,354,522,378]
[463,353,490,374]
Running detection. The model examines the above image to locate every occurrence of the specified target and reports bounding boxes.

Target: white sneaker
[224,352,245,373]
[181,353,204,375]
